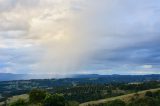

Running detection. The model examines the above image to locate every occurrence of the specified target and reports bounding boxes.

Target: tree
[29,89,46,104]
[43,93,65,106]
[145,91,153,97]
[107,88,112,96]
[9,99,27,106]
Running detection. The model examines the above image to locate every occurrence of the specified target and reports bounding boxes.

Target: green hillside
[80,88,160,106]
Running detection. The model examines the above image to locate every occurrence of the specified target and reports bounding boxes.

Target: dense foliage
[8,89,76,106]
[89,90,160,106]
[9,99,27,106]
[29,89,47,104]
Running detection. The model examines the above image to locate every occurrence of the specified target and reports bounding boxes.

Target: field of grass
[80,88,160,106]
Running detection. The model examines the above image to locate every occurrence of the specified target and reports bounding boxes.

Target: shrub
[145,91,153,97]
[9,99,27,106]
[43,93,65,106]
[127,96,159,106]
[104,99,126,106]
[65,101,79,106]
[29,89,46,104]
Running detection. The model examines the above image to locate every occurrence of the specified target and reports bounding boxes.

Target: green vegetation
[0,78,160,106]
[80,88,160,106]
[127,90,160,106]
[6,89,78,106]
[29,89,46,104]
[105,99,126,106]
[65,101,79,106]
[43,93,65,106]
[9,98,27,106]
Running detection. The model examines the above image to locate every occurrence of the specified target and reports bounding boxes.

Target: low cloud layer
[0,0,160,76]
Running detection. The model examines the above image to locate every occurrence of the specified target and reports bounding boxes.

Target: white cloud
[0,0,160,75]
[141,65,153,69]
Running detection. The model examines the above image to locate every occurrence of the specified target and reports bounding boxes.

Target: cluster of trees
[119,81,160,91]
[89,90,160,106]
[9,89,79,106]
[57,85,116,103]
[55,81,160,103]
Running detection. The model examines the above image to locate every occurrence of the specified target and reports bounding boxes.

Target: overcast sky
[0,0,160,76]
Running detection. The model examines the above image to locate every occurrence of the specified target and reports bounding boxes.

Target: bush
[65,101,79,106]
[104,99,126,106]
[127,96,159,106]
[152,90,160,98]
[145,91,153,97]
[29,89,46,104]
[43,93,65,106]
[9,99,27,106]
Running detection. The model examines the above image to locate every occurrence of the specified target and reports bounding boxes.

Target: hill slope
[80,88,160,106]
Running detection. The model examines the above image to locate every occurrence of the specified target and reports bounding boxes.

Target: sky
[0,0,160,76]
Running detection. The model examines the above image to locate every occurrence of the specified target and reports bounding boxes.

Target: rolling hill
[80,88,160,106]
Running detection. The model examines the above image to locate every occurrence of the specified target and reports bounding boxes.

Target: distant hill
[0,73,55,81]
[0,73,25,81]
[73,74,160,82]
[0,73,160,81]
[73,74,160,78]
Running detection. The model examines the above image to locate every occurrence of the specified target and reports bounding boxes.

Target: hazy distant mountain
[0,73,24,81]
[0,73,55,81]
[73,74,160,78]
[72,74,160,82]
[0,73,160,81]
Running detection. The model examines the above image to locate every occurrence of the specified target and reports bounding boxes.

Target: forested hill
[73,74,160,81]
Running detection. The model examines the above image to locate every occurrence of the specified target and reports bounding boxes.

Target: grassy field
[80,88,160,106]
